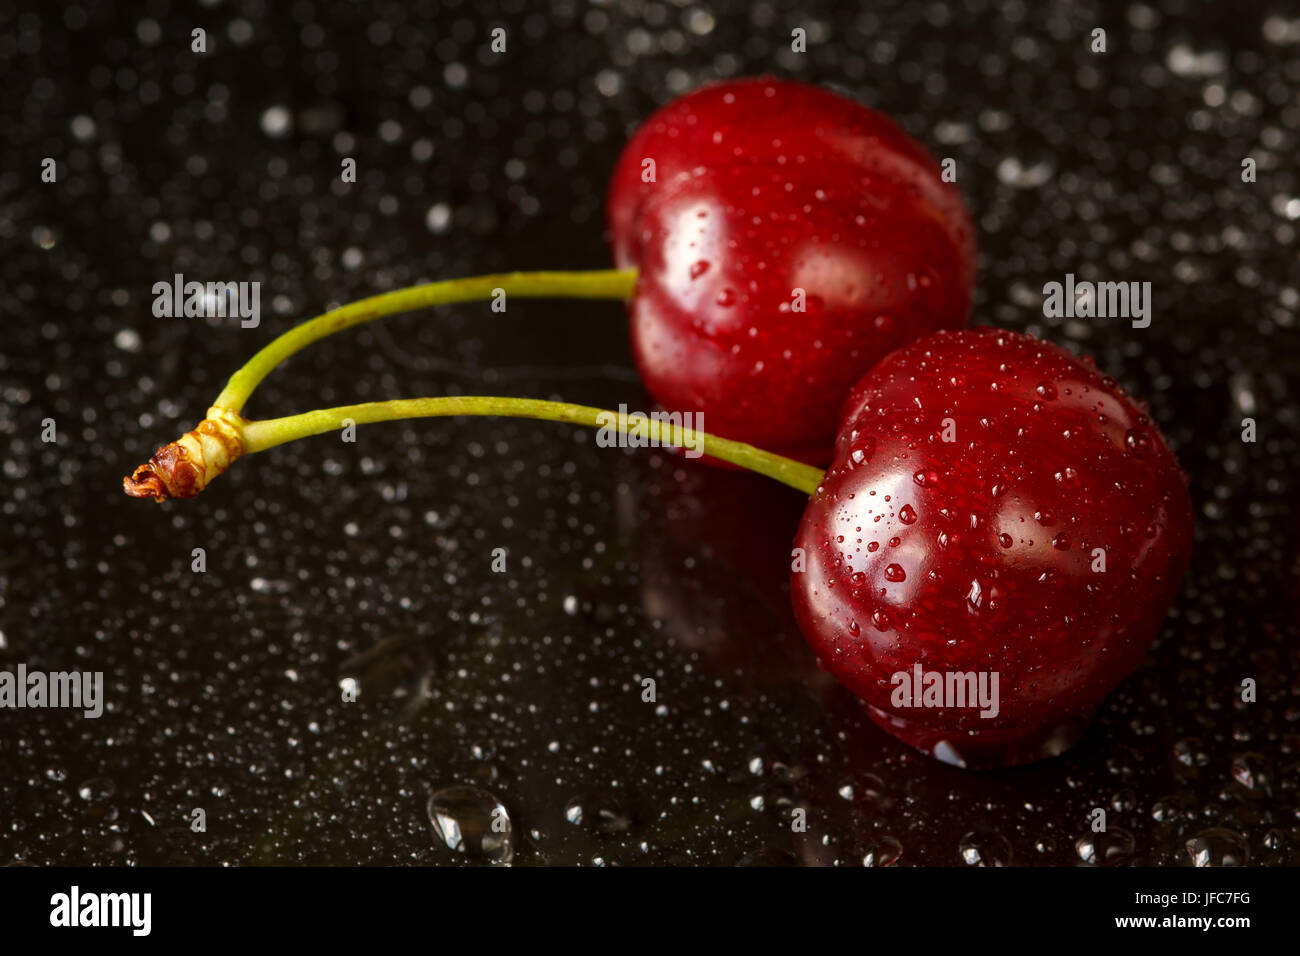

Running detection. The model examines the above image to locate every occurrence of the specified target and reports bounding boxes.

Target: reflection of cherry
[608,77,975,462]
[791,328,1194,768]
[618,456,817,686]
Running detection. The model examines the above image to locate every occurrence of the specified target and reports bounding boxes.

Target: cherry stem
[125,267,824,500]
[213,269,639,413]
[240,397,825,496]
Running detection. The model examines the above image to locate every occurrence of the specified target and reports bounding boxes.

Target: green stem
[213,269,639,413]
[240,397,825,496]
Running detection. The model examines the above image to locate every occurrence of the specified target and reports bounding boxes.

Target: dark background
[2,0,1297,866]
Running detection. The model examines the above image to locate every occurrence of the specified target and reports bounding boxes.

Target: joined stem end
[123,407,247,501]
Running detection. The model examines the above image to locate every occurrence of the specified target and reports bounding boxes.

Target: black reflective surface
[2,0,1298,866]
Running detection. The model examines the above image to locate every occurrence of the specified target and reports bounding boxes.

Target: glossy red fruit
[790,328,1194,768]
[608,78,975,462]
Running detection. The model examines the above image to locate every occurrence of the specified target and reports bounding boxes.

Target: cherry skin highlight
[608,78,975,462]
[790,328,1194,768]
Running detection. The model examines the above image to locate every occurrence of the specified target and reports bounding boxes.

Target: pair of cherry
[608,79,1192,768]
[129,77,1192,770]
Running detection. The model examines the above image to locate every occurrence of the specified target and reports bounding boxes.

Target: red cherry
[790,328,1194,768]
[608,78,975,461]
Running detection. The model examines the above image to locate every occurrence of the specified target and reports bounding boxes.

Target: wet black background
[2,0,1298,866]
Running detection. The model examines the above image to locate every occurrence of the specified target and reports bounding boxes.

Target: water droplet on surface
[1185,828,1248,867]
[1230,752,1271,792]
[427,785,515,864]
[259,105,292,138]
[898,504,917,525]
[745,744,799,782]
[1173,738,1209,767]
[77,777,116,802]
[996,156,1054,188]
[1151,793,1190,823]
[959,827,1013,866]
[1166,43,1227,78]
[114,329,141,352]
[425,202,452,234]
[70,114,96,141]
[884,564,906,583]
[250,576,290,594]
[862,835,903,866]
[1075,827,1136,864]
[564,791,634,835]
